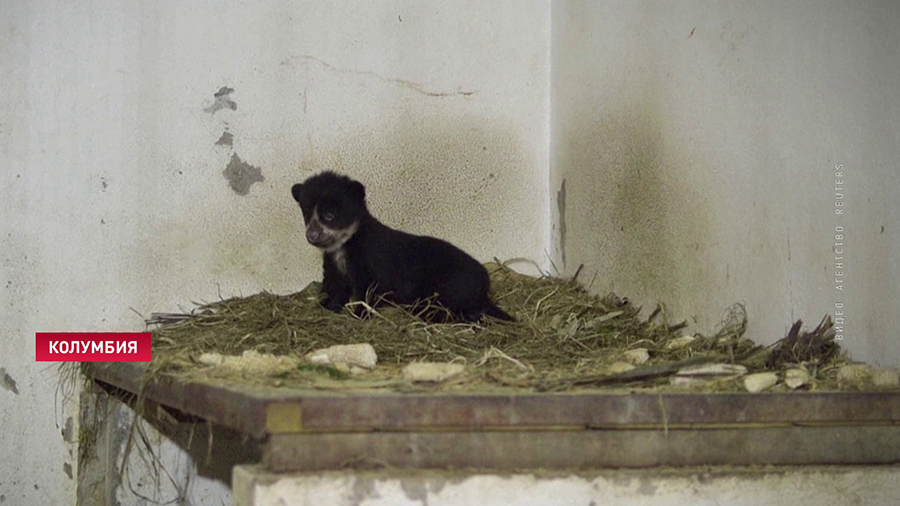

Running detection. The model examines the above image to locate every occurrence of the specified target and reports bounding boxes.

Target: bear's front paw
[321,297,345,313]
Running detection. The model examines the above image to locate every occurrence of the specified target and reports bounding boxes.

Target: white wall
[551,0,900,363]
[0,1,549,504]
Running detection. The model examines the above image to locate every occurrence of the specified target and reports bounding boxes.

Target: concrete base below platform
[233,464,900,506]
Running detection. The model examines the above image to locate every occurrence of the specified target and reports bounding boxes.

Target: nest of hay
[143,263,844,391]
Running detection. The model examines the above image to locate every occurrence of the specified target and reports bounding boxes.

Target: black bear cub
[291,171,512,323]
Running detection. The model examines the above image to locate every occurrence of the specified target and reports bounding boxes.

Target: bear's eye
[322,212,335,222]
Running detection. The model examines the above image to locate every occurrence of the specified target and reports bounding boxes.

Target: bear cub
[291,171,512,323]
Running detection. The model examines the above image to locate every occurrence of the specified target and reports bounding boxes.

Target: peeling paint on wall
[61,417,74,443]
[637,477,658,496]
[0,367,19,395]
[400,479,428,502]
[204,86,237,114]
[215,131,233,146]
[63,462,73,480]
[351,477,377,503]
[222,153,264,195]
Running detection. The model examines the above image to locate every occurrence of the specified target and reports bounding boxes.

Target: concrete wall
[0,1,548,504]
[551,0,900,361]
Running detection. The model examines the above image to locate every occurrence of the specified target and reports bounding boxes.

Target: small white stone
[837,364,873,389]
[198,350,300,375]
[784,368,810,389]
[197,352,225,367]
[235,350,299,375]
[607,362,636,374]
[402,362,466,383]
[665,336,696,350]
[623,348,650,365]
[872,368,900,388]
[743,372,778,393]
[306,343,377,370]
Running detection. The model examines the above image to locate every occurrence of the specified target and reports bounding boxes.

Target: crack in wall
[557,178,567,270]
[281,54,478,98]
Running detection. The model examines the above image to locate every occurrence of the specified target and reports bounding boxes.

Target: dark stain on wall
[561,103,714,312]
[0,367,18,395]
[557,178,567,270]
[61,416,74,443]
[204,86,237,114]
[215,131,234,146]
[223,153,264,195]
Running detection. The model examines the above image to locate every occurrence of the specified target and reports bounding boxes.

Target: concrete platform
[88,362,900,471]
[233,464,900,506]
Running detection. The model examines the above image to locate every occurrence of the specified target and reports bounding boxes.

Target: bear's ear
[291,183,304,203]
[349,181,366,202]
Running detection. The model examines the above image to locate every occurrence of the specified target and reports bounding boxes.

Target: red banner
[35,332,151,362]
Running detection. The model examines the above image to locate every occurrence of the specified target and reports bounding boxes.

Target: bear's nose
[306,227,322,244]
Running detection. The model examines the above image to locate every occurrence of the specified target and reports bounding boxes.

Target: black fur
[291,171,513,323]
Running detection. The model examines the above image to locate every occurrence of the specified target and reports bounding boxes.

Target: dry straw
[139,262,844,390]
